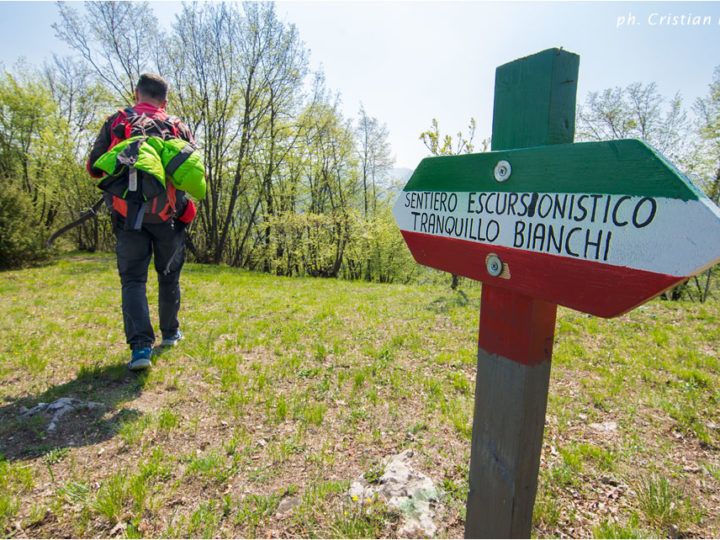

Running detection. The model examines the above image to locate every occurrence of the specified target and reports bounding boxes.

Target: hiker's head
[135,73,168,108]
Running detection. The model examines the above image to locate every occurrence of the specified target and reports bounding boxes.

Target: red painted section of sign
[478,284,557,367]
[401,230,682,318]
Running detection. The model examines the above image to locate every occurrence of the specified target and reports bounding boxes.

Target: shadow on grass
[0,362,148,461]
[427,289,470,314]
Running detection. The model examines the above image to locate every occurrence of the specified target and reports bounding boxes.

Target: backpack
[93,107,206,230]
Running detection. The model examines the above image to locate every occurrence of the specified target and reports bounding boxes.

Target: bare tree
[44,55,110,155]
[578,81,720,302]
[576,82,691,167]
[166,2,310,265]
[356,105,393,218]
[53,1,161,104]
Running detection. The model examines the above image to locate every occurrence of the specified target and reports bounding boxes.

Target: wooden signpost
[392,48,720,538]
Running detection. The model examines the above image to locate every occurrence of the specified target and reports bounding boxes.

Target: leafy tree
[351,106,407,281]
[0,68,73,230]
[0,185,49,269]
[343,204,417,284]
[693,66,720,204]
[43,55,114,251]
[420,117,484,157]
[686,66,720,302]
[296,99,359,277]
[419,117,487,289]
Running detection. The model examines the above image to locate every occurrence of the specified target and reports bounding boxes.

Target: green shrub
[0,185,49,269]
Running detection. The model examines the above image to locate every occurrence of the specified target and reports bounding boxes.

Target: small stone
[349,449,439,538]
[601,475,619,486]
[20,398,104,433]
[109,521,127,536]
[589,421,618,433]
[276,496,301,516]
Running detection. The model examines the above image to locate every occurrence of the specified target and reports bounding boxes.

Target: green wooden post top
[492,48,579,150]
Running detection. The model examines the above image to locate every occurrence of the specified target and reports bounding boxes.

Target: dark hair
[135,73,168,102]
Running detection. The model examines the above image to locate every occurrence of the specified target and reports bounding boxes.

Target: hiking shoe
[160,330,184,347]
[128,347,152,371]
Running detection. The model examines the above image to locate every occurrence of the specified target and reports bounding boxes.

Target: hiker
[87,74,200,371]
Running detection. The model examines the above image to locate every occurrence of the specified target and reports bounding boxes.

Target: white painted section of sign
[392,191,720,277]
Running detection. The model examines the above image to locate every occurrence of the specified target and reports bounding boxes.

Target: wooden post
[465,48,579,538]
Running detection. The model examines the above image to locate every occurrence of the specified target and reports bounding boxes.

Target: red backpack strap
[156,182,177,221]
[161,115,180,138]
[109,108,132,149]
[124,107,140,139]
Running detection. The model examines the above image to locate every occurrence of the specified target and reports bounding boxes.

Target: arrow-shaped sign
[393,139,720,317]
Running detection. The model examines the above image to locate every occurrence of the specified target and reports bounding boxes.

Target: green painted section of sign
[403,139,704,202]
[492,48,579,150]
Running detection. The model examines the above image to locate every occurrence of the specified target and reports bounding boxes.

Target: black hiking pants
[114,218,186,350]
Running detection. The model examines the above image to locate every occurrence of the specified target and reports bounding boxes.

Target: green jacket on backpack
[94,135,206,201]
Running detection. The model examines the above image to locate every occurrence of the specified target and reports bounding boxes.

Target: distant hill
[384,168,414,193]
[389,168,413,184]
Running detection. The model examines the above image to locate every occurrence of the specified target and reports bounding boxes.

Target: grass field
[1,253,719,538]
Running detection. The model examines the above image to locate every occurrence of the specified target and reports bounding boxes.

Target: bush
[0,186,49,269]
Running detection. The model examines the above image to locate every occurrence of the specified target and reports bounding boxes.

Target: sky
[1,1,719,170]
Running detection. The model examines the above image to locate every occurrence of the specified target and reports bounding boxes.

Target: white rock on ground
[350,449,440,538]
[20,397,103,433]
[589,421,618,434]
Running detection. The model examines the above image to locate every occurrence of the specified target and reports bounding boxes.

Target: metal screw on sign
[494,160,511,182]
[486,254,503,277]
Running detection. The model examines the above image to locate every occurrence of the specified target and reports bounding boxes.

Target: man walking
[87,74,198,371]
